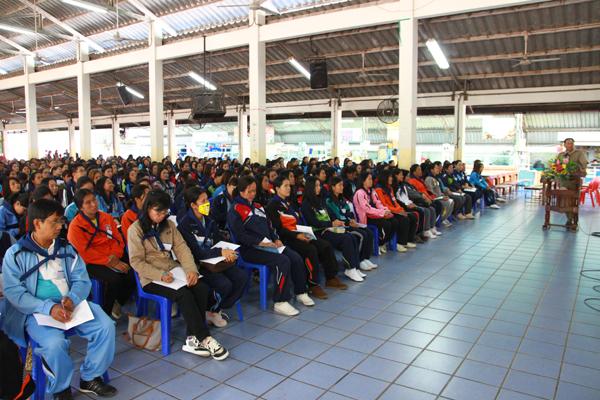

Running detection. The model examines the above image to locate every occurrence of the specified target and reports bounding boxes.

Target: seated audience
[469,160,500,209]
[440,161,475,219]
[95,177,124,219]
[394,169,439,239]
[0,193,28,238]
[121,184,150,245]
[65,177,95,222]
[422,162,455,226]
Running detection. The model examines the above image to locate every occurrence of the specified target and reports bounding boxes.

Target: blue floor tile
[442,377,498,400]
[194,384,256,400]
[156,371,218,400]
[263,378,324,400]
[352,355,406,382]
[316,346,367,370]
[503,370,557,399]
[395,366,451,395]
[128,360,186,387]
[256,351,310,376]
[225,366,285,396]
[379,384,437,400]
[291,361,348,389]
[412,350,463,375]
[456,359,507,387]
[336,333,384,354]
[192,358,249,381]
[373,341,422,364]
[284,337,331,359]
[303,325,350,345]
[329,372,388,400]
[230,341,274,364]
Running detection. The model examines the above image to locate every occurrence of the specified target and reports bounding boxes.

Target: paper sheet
[201,256,226,264]
[294,225,317,240]
[33,300,94,330]
[463,188,477,193]
[151,266,188,290]
[211,241,240,250]
[355,223,368,228]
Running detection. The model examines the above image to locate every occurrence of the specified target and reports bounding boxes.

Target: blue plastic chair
[367,224,397,256]
[23,332,110,400]
[134,272,173,356]
[90,279,103,306]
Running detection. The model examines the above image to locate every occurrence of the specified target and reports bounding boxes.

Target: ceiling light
[125,86,144,99]
[283,121,301,125]
[62,0,108,14]
[0,67,8,75]
[188,71,217,91]
[0,23,36,35]
[426,39,449,70]
[289,58,310,80]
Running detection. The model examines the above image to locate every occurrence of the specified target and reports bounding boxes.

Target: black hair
[184,186,208,208]
[357,171,373,190]
[27,199,64,232]
[95,176,113,203]
[31,185,52,202]
[409,164,420,176]
[303,176,323,208]
[272,175,289,190]
[74,188,95,209]
[227,176,238,187]
[41,177,56,186]
[126,184,149,210]
[76,176,94,189]
[236,176,256,196]
[564,138,575,144]
[139,190,172,234]
[9,192,29,208]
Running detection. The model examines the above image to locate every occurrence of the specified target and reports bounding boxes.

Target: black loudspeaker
[190,92,226,119]
[116,85,132,105]
[310,60,328,89]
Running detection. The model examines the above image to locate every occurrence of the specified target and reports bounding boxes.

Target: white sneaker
[442,220,452,227]
[465,213,475,219]
[358,270,367,277]
[182,336,211,357]
[359,260,373,271]
[200,336,229,361]
[379,245,387,254]
[296,293,315,307]
[489,204,500,209]
[433,228,442,236]
[171,304,178,317]
[111,302,122,320]
[406,242,417,248]
[457,213,466,220]
[364,259,378,269]
[344,268,364,282]
[497,197,507,203]
[424,230,436,239]
[396,245,408,253]
[274,301,300,316]
[206,311,228,328]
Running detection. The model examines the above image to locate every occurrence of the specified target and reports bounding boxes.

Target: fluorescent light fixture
[426,39,449,69]
[0,23,36,35]
[0,67,8,75]
[188,71,217,91]
[125,86,144,99]
[289,58,310,80]
[284,121,301,125]
[62,0,108,14]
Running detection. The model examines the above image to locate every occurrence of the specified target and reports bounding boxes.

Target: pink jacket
[353,188,388,224]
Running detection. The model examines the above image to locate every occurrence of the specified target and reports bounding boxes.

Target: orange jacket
[67,211,125,266]
[120,208,138,246]
[374,187,404,213]
[407,177,435,201]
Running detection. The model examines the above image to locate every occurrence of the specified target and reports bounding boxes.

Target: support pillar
[237,108,250,161]
[331,100,343,158]
[24,55,38,159]
[248,11,267,163]
[167,112,176,161]
[67,119,77,156]
[76,43,92,159]
[148,21,164,161]
[112,117,120,157]
[397,16,418,168]
[453,95,467,161]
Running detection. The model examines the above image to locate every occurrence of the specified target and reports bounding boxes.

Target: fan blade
[529,57,561,63]
[217,4,250,7]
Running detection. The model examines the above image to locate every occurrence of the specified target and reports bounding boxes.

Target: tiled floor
[66,195,600,400]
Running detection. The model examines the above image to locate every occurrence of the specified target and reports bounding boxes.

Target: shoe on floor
[296,293,315,306]
[433,228,442,236]
[414,235,425,243]
[111,302,122,320]
[497,197,507,203]
[200,336,229,361]
[182,335,211,357]
[54,388,74,400]
[326,276,348,290]
[457,213,466,220]
[357,269,367,278]
[379,245,387,254]
[359,260,373,271]
[406,242,417,248]
[397,245,408,253]
[489,204,500,209]
[309,285,328,299]
[79,377,117,398]
[442,220,453,227]
[364,259,378,269]
[465,213,476,219]
[344,268,364,282]
[274,301,300,316]
[424,230,436,239]
[206,311,228,328]
[171,304,178,317]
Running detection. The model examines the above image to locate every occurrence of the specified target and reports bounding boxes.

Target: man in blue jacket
[1,199,117,400]
[0,193,28,238]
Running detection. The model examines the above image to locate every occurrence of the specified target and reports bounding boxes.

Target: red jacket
[121,208,138,246]
[407,177,435,201]
[374,187,404,214]
[68,211,125,266]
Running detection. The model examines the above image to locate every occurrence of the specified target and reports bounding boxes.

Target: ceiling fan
[103,0,146,45]
[357,52,392,79]
[97,88,119,106]
[217,0,280,15]
[511,33,560,68]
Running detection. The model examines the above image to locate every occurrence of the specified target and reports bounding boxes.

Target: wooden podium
[542,178,581,231]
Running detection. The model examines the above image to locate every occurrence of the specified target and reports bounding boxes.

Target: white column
[76,43,92,159]
[236,108,250,161]
[111,117,120,157]
[453,95,467,161]
[167,112,177,161]
[248,11,267,163]
[148,21,164,161]
[397,16,418,168]
[67,119,77,156]
[331,100,343,158]
[24,55,38,159]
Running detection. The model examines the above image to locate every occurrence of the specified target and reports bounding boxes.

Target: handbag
[200,260,236,274]
[125,315,162,352]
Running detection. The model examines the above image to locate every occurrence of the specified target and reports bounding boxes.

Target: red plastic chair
[580,179,600,207]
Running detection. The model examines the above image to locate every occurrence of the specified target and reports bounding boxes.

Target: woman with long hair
[302,177,365,282]
[153,167,176,201]
[394,168,439,239]
[227,176,309,316]
[95,176,124,218]
[128,190,229,360]
[121,183,150,245]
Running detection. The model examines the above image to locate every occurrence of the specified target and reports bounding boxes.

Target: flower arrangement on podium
[542,155,578,185]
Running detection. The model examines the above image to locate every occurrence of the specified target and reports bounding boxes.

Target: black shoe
[414,236,424,244]
[79,377,117,397]
[54,388,74,400]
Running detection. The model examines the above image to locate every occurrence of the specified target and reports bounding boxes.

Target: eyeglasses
[152,208,170,216]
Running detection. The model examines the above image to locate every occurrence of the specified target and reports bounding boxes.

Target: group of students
[0,153,507,400]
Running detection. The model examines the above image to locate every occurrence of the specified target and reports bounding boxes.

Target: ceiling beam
[16,0,105,54]
[0,34,34,55]
[419,65,600,82]
[126,0,178,37]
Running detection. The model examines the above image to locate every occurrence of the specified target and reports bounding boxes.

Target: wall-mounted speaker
[310,60,328,89]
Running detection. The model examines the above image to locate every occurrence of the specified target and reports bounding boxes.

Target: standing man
[558,138,588,228]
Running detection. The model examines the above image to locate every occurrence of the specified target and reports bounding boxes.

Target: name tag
[163,243,173,251]
[194,235,206,243]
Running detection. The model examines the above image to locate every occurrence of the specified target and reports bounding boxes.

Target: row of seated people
[0,156,508,400]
